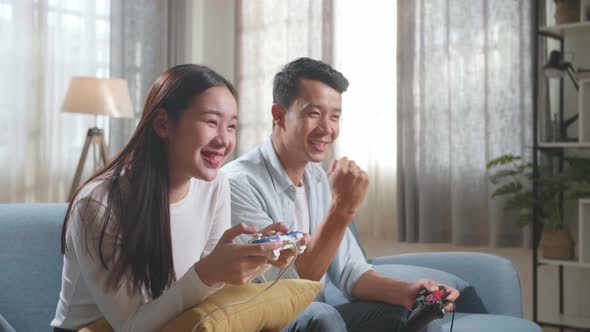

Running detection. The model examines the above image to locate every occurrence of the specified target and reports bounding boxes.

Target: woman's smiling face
[167,85,238,181]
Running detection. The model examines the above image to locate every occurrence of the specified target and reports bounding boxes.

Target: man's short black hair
[273,57,349,109]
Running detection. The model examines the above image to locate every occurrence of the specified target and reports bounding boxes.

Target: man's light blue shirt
[222,138,373,300]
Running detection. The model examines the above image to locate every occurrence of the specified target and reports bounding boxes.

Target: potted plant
[487,154,590,259]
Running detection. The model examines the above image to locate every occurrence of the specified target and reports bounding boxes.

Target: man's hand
[292,157,367,281]
[403,279,460,312]
[327,157,369,220]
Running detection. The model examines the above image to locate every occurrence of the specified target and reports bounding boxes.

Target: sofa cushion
[80,279,322,332]
[0,204,68,332]
[370,252,525,316]
[325,264,470,307]
[424,313,541,332]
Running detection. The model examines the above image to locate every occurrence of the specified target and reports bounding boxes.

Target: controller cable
[446,301,455,332]
[190,241,301,332]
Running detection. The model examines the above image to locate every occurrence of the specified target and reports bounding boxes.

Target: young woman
[51,65,292,332]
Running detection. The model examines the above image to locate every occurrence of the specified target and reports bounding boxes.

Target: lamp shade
[542,50,579,90]
[543,50,567,78]
[62,77,133,118]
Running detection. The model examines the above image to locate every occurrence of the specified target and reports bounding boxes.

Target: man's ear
[271,104,286,129]
[152,108,170,138]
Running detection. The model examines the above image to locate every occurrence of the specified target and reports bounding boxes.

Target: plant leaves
[492,182,524,198]
[486,155,522,169]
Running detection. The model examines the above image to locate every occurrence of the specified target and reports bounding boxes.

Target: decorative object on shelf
[554,0,580,24]
[544,50,580,90]
[487,155,590,259]
[544,50,580,141]
[586,3,590,21]
[62,77,133,200]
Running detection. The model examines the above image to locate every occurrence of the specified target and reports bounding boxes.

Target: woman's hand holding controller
[194,223,284,286]
[194,223,310,286]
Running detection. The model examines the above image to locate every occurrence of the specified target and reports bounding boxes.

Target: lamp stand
[69,127,109,201]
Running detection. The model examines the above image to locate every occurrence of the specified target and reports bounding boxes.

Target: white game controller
[248,231,306,260]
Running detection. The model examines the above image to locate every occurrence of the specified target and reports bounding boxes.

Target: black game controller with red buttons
[403,285,450,332]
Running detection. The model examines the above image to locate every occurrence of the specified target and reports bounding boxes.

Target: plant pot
[554,0,580,24]
[539,229,574,259]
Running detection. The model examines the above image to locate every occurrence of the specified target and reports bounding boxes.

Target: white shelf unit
[540,0,590,35]
[537,264,590,329]
[538,199,590,267]
[536,200,590,329]
[538,313,590,330]
[538,258,590,268]
[539,21,590,36]
[538,142,590,148]
[535,2,590,330]
[581,80,590,143]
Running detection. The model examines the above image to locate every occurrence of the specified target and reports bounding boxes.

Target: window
[0,0,111,202]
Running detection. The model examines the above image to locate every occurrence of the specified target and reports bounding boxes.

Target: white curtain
[236,0,398,241]
[0,0,111,203]
[333,0,398,241]
[108,0,193,154]
[235,0,333,155]
[397,0,533,247]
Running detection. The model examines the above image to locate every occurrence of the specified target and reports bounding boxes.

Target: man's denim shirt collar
[260,137,323,197]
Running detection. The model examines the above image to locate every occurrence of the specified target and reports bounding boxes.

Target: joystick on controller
[404,285,450,332]
[248,231,306,260]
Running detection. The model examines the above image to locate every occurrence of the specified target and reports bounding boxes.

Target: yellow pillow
[79,279,322,332]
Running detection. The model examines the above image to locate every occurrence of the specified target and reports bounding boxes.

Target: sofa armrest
[0,204,67,332]
[0,313,15,332]
[369,252,523,318]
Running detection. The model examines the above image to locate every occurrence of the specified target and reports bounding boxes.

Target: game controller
[404,285,449,332]
[248,231,306,260]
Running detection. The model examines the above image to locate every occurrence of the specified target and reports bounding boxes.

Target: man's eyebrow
[201,110,238,120]
[307,103,342,113]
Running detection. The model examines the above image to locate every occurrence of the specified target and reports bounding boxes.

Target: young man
[222,58,459,331]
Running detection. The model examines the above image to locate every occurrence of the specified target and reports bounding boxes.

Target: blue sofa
[0,204,540,331]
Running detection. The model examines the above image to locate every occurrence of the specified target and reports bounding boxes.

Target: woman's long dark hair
[61,64,237,299]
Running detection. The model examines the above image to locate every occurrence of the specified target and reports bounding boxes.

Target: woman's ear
[271,104,286,129]
[153,108,169,138]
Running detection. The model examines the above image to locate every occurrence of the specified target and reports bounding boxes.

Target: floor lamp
[62,77,133,200]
